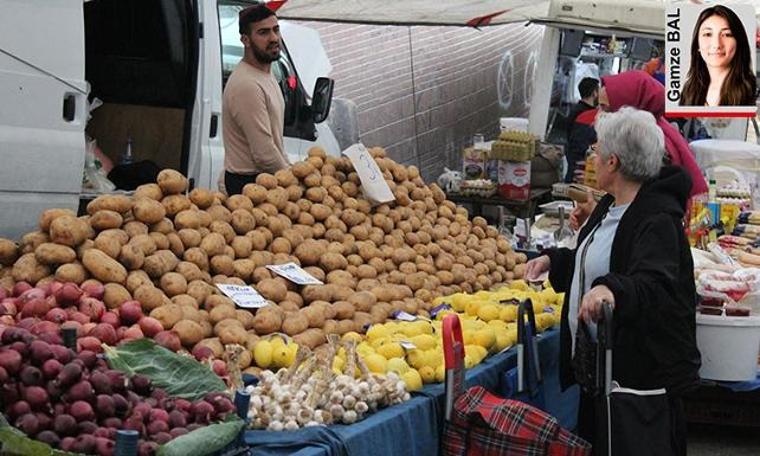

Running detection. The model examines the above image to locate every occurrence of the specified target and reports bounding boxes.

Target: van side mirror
[311,77,334,124]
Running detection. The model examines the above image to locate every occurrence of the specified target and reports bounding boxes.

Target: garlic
[342,395,357,410]
[355,401,369,415]
[305,420,321,427]
[268,421,284,432]
[329,403,345,419]
[285,420,299,431]
[329,390,344,404]
[342,410,358,424]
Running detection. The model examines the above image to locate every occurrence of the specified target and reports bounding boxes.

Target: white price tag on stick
[216,284,269,309]
[266,262,323,285]
[342,143,395,204]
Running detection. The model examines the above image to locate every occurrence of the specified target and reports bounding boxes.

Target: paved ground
[688,424,760,455]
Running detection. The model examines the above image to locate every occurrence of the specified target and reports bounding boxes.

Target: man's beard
[252,44,280,64]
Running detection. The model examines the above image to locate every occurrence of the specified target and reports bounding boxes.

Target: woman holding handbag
[525,107,700,455]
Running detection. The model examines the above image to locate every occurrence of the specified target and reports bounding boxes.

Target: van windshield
[218,3,295,87]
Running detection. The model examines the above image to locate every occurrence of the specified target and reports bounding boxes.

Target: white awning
[269,0,760,34]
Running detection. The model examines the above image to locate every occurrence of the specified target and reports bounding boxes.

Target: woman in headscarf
[570,70,708,229]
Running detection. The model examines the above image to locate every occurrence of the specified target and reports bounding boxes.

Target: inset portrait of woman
[680,5,757,106]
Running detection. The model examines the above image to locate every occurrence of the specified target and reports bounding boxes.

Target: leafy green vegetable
[157,418,245,456]
[0,415,80,456]
[104,339,227,400]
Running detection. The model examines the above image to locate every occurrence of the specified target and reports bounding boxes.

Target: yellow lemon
[406,349,427,370]
[488,319,507,329]
[435,364,446,383]
[269,335,286,349]
[370,336,390,350]
[424,349,443,368]
[366,324,390,341]
[342,331,363,344]
[477,304,500,322]
[451,293,469,312]
[509,280,529,291]
[499,305,518,322]
[364,353,388,374]
[465,300,482,317]
[413,320,433,335]
[463,330,474,345]
[332,355,345,372]
[410,334,437,351]
[402,369,423,391]
[465,344,487,363]
[377,342,405,360]
[252,340,273,369]
[387,357,410,374]
[272,344,290,368]
[435,309,455,320]
[473,327,496,350]
[285,343,298,366]
[418,366,436,384]
[464,355,476,369]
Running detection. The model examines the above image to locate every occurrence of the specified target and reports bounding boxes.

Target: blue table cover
[245,328,577,456]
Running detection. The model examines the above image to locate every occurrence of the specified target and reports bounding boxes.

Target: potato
[134,284,171,311]
[90,210,123,231]
[133,183,163,201]
[162,195,192,217]
[172,261,202,282]
[143,250,179,279]
[231,259,255,282]
[55,262,87,284]
[34,243,76,265]
[93,233,123,259]
[157,169,188,195]
[231,209,256,234]
[173,320,204,347]
[150,304,184,329]
[300,305,325,328]
[333,301,355,320]
[235,309,256,330]
[81,249,127,284]
[196,338,225,358]
[103,283,131,309]
[87,195,132,215]
[50,215,89,247]
[209,303,237,324]
[294,239,326,266]
[214,318,244,337]
[188,188,214,209]
[256,278,287,302]
[204,294,235,312]
[348,291,376,313]
[309,204,331,221]
[117,244,144,270]
[126,270,151,293]
[159,272,188,297]
[302,284,333,304]
[253,173,277,190]
[206,205,232,224]
[38,208,76,232]
[252,306,282,334]
[274,311,305,338]
[172,294,199,309]
[293,328,325,350]
[304,173,322,188]
[132,198,166,225]
[128,234,157,257]
[11,253,50,284]
[176,229,201,249]
[149,232,170,251]
[183,247,209,271]
[219,325,249,346]
[210,255,234,276]
[199,232,226,257]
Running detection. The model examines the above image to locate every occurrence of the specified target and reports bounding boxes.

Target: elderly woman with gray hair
[526,107,700,456]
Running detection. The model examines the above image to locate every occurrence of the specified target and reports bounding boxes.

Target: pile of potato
[0,147,526,360]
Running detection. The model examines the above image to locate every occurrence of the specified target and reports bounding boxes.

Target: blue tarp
[245,328,577,456]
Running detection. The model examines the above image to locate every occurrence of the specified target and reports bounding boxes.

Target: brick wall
[296,21,545,182]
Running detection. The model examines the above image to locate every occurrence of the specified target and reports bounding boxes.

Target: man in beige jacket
[223,5,289,195]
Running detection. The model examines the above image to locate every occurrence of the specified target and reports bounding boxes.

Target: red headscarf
[600,70,708,196]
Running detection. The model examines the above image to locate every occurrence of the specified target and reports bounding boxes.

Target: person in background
[565,78,599,183]
[569,70,709,230]
[222,5,289,195]
[526,107,700,456]
[680,5,756,107]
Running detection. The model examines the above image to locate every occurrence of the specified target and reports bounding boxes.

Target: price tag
[393,310,418,322]
[430,303,452,319]
[399,341,417,350]
[266,262,323,285]
[342,143,395,204]
[216,284,269,309]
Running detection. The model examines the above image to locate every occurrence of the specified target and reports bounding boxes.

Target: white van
[0,0,337,240]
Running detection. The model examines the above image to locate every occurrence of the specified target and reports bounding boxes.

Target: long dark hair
[680,5,756,106]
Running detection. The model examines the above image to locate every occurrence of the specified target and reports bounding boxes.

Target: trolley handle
[443,313,464,368]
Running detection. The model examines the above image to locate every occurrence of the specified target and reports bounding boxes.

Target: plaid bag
[442,386,591,456]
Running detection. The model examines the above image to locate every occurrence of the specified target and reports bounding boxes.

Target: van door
[188,0,225,190]
[0,0,87,240]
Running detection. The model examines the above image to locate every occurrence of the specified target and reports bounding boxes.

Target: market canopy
[269,0,760,33]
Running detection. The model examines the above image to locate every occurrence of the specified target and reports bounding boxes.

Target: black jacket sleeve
[591,215,681,325]
[544,248,574,293]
